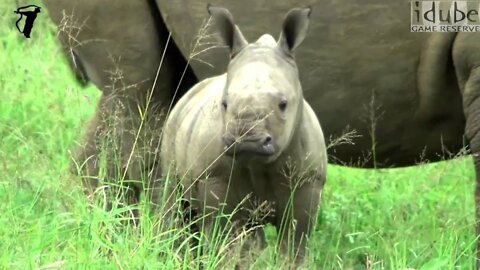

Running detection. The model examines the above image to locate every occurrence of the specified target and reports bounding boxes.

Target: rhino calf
[160,5,327,265]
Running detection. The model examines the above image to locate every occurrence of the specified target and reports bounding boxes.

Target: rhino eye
[279,99,288,111]
[222,100,228,110]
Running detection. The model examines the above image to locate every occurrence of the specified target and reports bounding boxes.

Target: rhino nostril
[223,134,235,147]
[264,135,272,144]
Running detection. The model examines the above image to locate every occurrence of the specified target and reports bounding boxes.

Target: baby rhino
[160,5,327,265]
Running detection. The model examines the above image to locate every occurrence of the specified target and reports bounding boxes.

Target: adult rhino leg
[74,96,149,223]
[461,71,480,264]
[468,89,480,268]
[46,0,197,212]
[453,33,480,266]
[460,70,480,266]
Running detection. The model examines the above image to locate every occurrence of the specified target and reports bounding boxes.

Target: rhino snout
[223,134,275,157]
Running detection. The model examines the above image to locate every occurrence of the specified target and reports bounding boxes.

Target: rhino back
[159,0,465,167]
[45,0,195,105]
[161,75,227,180]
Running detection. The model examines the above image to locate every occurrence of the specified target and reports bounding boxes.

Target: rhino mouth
[223,136,275,157]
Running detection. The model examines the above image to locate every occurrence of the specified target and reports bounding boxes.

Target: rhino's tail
[65,49,89,87]
[416,32,458,122]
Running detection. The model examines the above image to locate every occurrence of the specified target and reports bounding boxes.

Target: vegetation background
[0,1,477,269]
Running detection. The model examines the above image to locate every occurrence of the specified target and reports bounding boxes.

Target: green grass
[0,1,478,269]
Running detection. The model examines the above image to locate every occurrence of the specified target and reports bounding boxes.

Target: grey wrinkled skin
[160,6,326,266]
[158,0,465,168]
[161,7,327,262]
[453,32,480,266]
[158,1,480,263]
[43,0,197,214]
[44,0,480,265]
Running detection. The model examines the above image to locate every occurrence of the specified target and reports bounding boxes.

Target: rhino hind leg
[45,0,200,230]
[453,33,480,266]
[71,95,154,223]
[461,70,480,266]
[52,0,198,217]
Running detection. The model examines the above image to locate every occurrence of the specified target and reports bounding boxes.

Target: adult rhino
[161,6,326,266]
[44,0,197,213]
[45,0,479,263]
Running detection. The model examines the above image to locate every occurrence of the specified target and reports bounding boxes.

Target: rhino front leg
[149,178,188,253]
[235,226,267,270]
[195,176,233,239]
[195,177,262,267]
[274,178,324,265]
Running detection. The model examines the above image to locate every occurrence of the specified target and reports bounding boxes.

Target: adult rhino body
[45,0,480,263]
[158,0,465,167]
[160,1,480,259]
[160,6,326,265]
[44,0,197,209]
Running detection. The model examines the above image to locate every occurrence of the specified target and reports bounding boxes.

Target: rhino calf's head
[207,5,312,162]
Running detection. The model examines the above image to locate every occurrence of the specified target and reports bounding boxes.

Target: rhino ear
[207,4,248,57]
[277,7,312,55]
